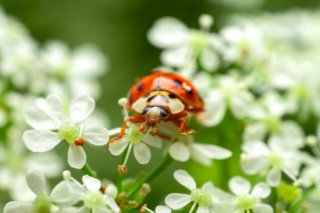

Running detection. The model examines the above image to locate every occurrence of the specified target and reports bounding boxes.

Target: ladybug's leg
[109,114,145,145]
[169,110,194,135]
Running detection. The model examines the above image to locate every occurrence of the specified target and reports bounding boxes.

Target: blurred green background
[1,0,319,207]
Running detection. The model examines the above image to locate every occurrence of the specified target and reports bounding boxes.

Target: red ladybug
[110,71,204,144]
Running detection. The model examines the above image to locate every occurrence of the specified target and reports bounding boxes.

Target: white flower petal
[253,203,273,213]
[197,90,226,126]
[93,207,111,213]
[70,95,95,123]
[60,206,88,213]
[155,205,171,213]
[9,175,36,202]
[191,143,232,160]
[161,46,190,67]
[108,128,121,136]
[148,17,189,48]
[133,143,151,164]
[143,134,162,149]
[83,175,101,191]
[196,207,210,213]
[68,145,87,169]
[23,130,61,152]
[252,183,271,198]
[267,167,281,187]
[241,155,267,175]
[83,125,109,146]
[230,91,254,119]
[105,196,120,213]
[200,48,219,71]
[243,124,267,142]
[109,138,129,156]
[4,201,33,213]
[229,176,251,196]
[25,152,63,178]
[50,181,83,206]
[174,170,196,191]
[165,193,191,210]
[26,169,46,195]
[169,142,190,162]
[24,95,62,130]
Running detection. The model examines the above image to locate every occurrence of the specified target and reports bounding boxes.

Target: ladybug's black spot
[186,87,193,95]
[173,79,183,87]
[169,93,177,99]
[136,82,144,91]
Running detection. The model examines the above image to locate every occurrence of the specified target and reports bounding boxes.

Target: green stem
[127,153,173,199]
[82,163,97,178]
[288,185,315,213]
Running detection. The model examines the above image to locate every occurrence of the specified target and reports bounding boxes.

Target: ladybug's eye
[159,108,169,118]
[142,107,149,115]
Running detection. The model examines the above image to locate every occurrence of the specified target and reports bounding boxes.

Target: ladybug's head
[142,106,169,126]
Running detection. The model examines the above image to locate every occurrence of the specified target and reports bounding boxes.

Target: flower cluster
[2,4,320,213]
[0,5,108,205]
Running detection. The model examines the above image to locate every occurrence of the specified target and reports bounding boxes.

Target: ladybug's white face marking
[131,90,185,115]
[132,96,148,113]
[167,97,185,114]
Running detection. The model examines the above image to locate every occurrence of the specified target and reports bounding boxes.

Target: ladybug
[110,71,204,144]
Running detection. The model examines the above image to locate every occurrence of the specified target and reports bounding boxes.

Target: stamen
[118,143,133,175]
[74,136,85,146]
[189,202,197,213]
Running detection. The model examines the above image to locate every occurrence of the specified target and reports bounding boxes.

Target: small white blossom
[196,74,258,126]
[240,138,304,187]
[148,16,223,74]
[41,41,108,98]
[165,170,232,212]
[228,176,273,213]
[4,170,79,213]
[62,174,120,213]
[23,94,109,169]
[109,125,161,165]
[0,142,63,201]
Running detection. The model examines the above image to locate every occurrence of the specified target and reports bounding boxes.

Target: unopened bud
[199,14,214,30]
[118,165,128,175]
[63,170,71,180]
[306,135,317,146]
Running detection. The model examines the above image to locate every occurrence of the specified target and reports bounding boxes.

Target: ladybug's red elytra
[109,70,204,144]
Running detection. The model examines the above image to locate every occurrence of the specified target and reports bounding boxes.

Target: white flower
[109,125,161,165]
[228,176,273,213]
[41,41,108,98]
[220,24,266,68]
[4,169,79,213]
[0,142,63,201]
[168,135,232,166]
[240,138,305,187]
[62,174,120,213]
[165,170,232,212]
[196,75,258,126]
[23,94,109,169]
[148,16,222,74]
